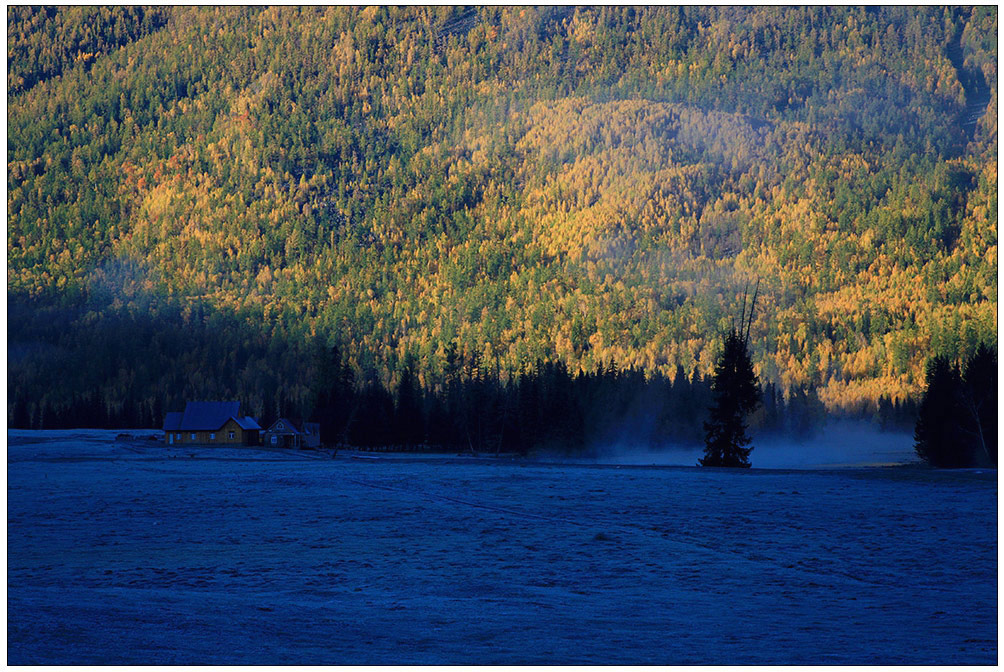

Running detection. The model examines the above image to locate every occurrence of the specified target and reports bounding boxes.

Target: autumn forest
[7,6,997,439]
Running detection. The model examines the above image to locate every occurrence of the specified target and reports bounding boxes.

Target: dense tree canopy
[7,6,997,431]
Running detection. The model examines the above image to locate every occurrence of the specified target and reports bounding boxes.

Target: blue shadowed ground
[7,429,997,665]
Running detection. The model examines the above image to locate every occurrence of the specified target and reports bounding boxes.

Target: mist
[586,419,919,470]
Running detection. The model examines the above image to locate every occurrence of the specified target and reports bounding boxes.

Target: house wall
[264,431,299,448]
[163,419,256,445]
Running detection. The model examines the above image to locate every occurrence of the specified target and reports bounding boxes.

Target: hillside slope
[7,6,997,425]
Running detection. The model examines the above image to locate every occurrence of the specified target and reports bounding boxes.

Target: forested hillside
[8,6,997,428]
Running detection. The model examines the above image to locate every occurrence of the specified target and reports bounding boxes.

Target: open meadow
[7,429,997,665]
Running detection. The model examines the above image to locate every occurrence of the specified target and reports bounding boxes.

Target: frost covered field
[7,429,997,665]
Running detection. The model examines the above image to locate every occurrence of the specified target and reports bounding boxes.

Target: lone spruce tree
[700,282,761,468]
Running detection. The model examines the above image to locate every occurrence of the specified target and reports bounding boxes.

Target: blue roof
[266,417,304,434]
[162,402,261,433]
[179,401,242,431]
[162,411,183,431]
[236,416,262,431]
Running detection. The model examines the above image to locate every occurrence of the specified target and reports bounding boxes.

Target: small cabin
[163,401,261,446]
[263,418,322,449]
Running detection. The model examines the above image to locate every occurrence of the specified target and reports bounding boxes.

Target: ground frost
[7,431,997,665]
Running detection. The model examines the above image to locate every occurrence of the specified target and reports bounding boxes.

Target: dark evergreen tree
[914,355,965,467]
[960,342,996,466]
[394,357,425,445]
[11,395,30,429]
[348,384,395,447]
[786,385,827,438]
[309,342,356,445]
[514,368,541,454]
[700,327,760,468]
[915,343,997,468]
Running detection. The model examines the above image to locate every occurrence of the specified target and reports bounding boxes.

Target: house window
[176,433,181,440]
[210,433,215,441]
[191,433,196,440]
[229,431,235,439]
[271,435,278,445]
[277,422,284,430]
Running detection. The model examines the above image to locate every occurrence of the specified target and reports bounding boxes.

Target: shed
[263,418,322,449]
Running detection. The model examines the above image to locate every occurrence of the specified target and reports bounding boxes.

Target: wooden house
[263,418,322,449]
[162,401,261,445]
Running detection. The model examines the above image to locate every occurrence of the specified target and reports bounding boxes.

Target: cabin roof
[178,401,241,431]
[235,416,262,431]
[265,418,319,435]
[162,411,183,431]
[266,417,304,434]
[162,402,261,433]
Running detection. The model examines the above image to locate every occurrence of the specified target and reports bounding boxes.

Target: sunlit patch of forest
[7,6,997,427]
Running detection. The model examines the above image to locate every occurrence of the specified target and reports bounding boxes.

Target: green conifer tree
[700,326,761,468]
[914,355,964,467]
[915,343,997,468]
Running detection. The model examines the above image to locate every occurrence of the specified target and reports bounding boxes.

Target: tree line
[306,340,895,457]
